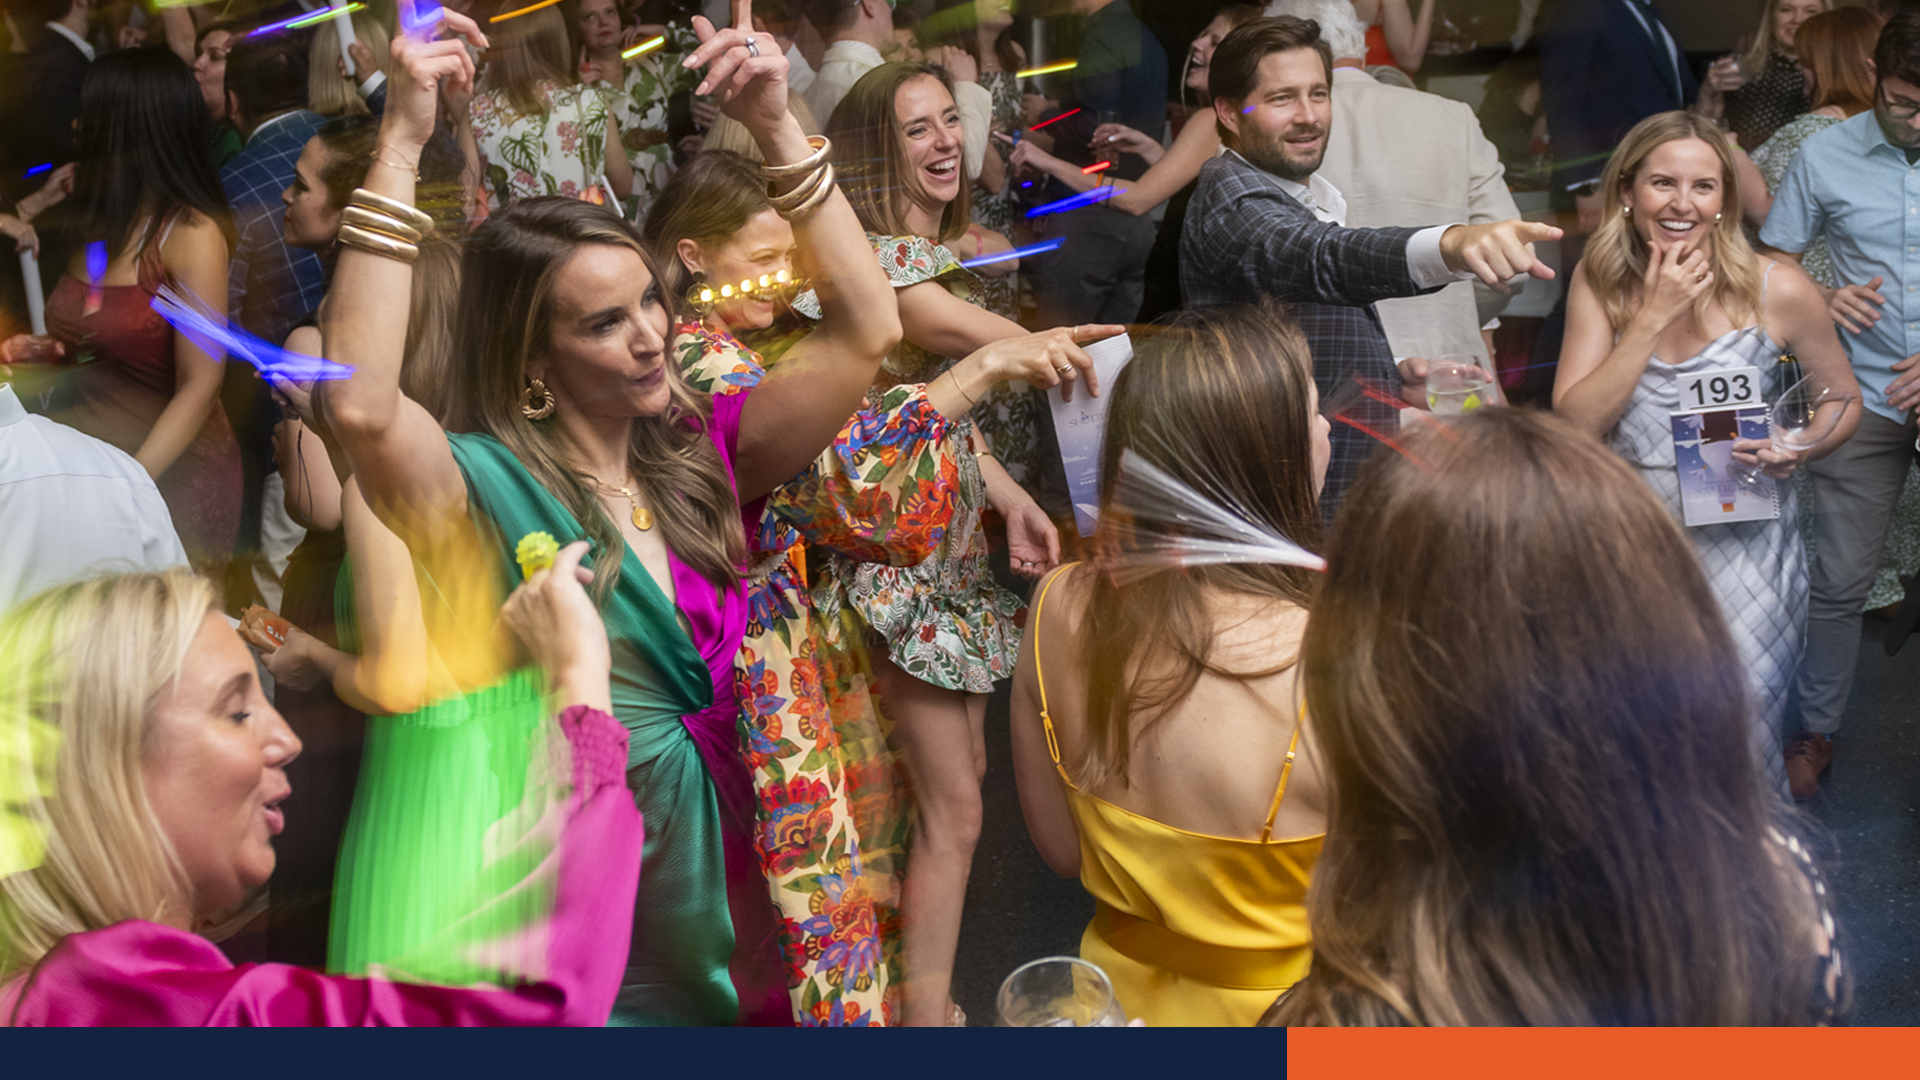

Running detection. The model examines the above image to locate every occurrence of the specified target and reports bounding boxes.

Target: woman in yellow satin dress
[1009,304,1333,1027]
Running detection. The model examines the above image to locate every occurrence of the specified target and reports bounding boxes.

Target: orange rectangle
[1289,1027,1915,1079]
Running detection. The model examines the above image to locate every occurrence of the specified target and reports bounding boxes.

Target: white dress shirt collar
[1230,149,1350,226]
[43,20,95,61]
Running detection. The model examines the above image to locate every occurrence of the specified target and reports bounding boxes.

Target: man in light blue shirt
[1760,11,1920,784]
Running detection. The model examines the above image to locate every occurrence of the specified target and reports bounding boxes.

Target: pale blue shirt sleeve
[1759,149,1822,255]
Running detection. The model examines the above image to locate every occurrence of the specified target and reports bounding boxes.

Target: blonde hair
[1742,0,1830,75]
[0,571,217,978]
[307,10,392,117]
[1584,111,1764,335]
[484,6,574,119]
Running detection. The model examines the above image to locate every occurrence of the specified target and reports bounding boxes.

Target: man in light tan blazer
[1270,0,1520,370]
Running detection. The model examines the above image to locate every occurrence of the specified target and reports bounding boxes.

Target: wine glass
[1425,356,1498,416]
[1729,373,1856,489]
[995,956,1127,1027]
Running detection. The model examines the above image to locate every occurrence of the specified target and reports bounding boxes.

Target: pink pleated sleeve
[2,706,640,1027]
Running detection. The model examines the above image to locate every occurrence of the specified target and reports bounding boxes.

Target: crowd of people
[0,0,1911,1027]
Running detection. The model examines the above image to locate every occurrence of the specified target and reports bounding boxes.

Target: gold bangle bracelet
[761,134,831,181]
[349,187,433,230]
[946,366,977,407]
[340,204,424,244]
[778,163,836,220]
[767,161,828,213]
[338,223,420,263]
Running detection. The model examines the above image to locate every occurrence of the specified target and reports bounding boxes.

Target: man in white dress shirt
[0,379,187,613]
[799,0,989,179]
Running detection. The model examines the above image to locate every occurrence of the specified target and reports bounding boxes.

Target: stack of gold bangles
[339,188,433,263]
[763,135,835,221]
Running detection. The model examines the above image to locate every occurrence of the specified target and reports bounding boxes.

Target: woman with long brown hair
[1553,110,1857,799]
[1010,302,1331,1027]
[825,59,1121,1025]
[322,3,903,1026]
[466,5,633,208]
[1267,409,1846,1026]
[642,150,1091,1022]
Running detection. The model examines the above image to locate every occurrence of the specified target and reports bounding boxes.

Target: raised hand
[384,2,489,155]
[962,324,1124,404]
[930,44,977,85]
[1830,275,1886,335]
[1438,219,1563,293]
[682,0,789,133]
[1638,238,1715,331]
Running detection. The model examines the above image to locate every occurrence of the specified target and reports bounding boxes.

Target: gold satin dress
[1030,571,1324,1027]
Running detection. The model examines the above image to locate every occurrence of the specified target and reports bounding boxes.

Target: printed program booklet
[1670,406,1779,526]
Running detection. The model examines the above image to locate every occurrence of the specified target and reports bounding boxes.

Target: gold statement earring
[522,377,556,420]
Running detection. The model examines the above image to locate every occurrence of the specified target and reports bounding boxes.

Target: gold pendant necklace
[597,477,654,531]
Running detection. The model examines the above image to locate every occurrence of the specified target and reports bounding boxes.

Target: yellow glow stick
[490,0,564,23]
[1015,59,1077,78]
[621,34,665,59]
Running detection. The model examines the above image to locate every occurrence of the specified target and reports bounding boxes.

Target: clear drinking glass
[995,956,1127,1027]
[1425,355,1498,416]
[1730,373,1856,489]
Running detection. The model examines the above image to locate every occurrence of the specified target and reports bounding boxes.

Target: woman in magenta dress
[0,550,642,1026]
[37,47,242,577]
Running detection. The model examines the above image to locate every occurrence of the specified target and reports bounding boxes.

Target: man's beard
[1876,100,1920,149]
[1237,123,1328,184]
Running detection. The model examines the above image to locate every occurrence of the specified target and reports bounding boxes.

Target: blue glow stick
[23,163,51,178]
[151,286,357,382]
[85,242,108,283]
[959,238,1064,268]
[401,0,444,34]
[1023,185,1118,219]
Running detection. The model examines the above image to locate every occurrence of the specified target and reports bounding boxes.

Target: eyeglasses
[1882,87,1920,120]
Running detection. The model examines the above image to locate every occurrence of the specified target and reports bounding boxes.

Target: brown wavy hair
[1075,303,1324,791]
[826,61,971,243]
[1582,111,1764,335]
[640,150,772,307]
[1271,409,1840,1026]
[1797,5,1881,117]
[441,198,745,600]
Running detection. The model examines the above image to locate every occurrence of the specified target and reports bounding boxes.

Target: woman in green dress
[321,3,902,1025]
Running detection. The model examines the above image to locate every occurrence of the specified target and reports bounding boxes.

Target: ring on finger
[745,35,760,58]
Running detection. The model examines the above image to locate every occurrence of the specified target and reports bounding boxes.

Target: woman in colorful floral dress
[467,6,632,210]
[644,149,1108,1024]
[569,0,703,220]
[826,61,1119,1026]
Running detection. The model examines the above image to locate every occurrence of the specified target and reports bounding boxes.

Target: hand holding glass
[1426,357,1497,416]
[1730,374,1855,489]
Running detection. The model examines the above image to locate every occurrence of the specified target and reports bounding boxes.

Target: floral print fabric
[469,82,616,211]
[674,321,959,1025]
[587,25,701,220]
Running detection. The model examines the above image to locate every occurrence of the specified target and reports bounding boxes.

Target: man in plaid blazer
[1181,16,1557,517]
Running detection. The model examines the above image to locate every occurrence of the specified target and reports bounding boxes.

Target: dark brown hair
[828,61,971,243]
[1799,5,1881,116]
[1075,303,1324,790]
[1271,409,1840,1026]
[640,150,772,305]
[1208,14,1333,112]
[443,198,745,598]
[1877,9,1920,89]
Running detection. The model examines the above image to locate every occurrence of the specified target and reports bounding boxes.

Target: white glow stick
[331,0,359,77]
[19,250,45,335]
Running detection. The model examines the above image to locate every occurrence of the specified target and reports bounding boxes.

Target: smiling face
[1187,14,1237,94]
[142,612,300,926]
[1620,137,1726,258]
[532,243,675,421]
[678,208,796,334]
[193,29,232,121]
[575,0,622,54]
[894,74,964,231]
[1772,0,1824,54]
[282,139,343,251]
[1216,47,1331,184]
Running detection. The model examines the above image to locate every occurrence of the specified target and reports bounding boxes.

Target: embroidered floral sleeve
[672,323,959,566]
[789,234,972,320]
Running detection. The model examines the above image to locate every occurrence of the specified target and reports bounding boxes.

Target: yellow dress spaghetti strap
[1030,567,1323,1027]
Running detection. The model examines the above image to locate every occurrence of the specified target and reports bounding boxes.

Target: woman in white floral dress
[467,6,632,210]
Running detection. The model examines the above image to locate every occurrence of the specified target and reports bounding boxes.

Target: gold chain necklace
[592,476,654,531]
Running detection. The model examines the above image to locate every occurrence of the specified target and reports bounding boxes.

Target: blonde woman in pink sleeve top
[0,542,640,1027]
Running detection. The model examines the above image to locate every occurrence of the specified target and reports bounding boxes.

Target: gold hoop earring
[685,273,714,316]
[522,377,556,420]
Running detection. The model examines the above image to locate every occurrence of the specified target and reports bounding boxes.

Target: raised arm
[321,10,484,529]
[140,215,229,481]
[1004,116,1215,217]
[686,0,902,502]
[1551,243,1713,438]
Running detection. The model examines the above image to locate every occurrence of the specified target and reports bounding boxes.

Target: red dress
[43,228,242,574]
